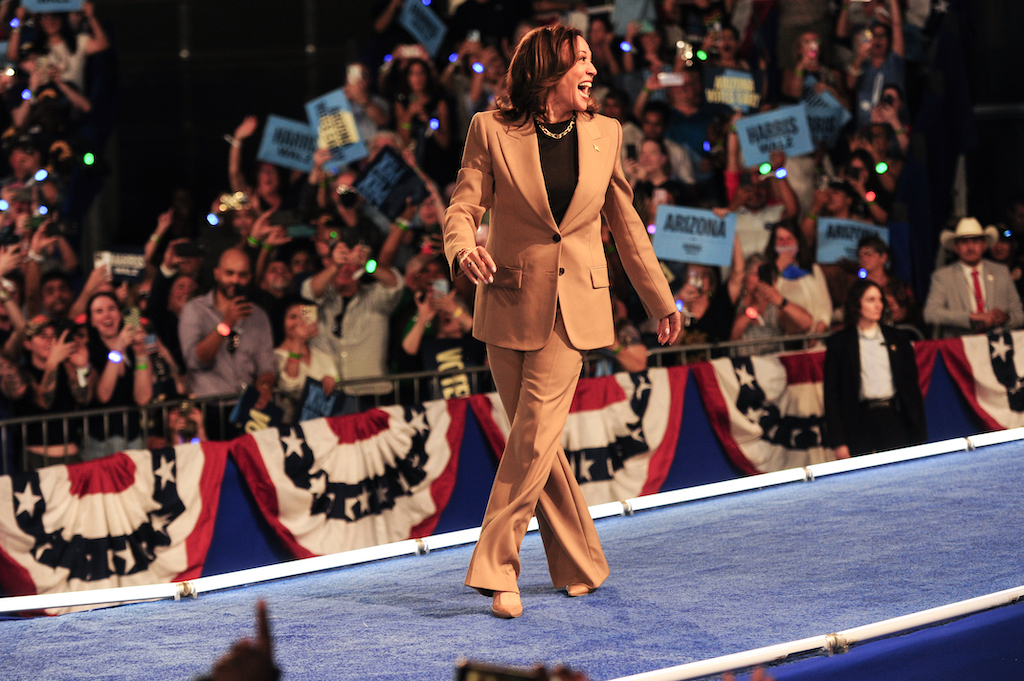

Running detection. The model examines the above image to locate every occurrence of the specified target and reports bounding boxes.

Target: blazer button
[552,234,561,243]
[559,268,565,275]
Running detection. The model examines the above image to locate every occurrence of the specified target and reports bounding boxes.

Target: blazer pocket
[590,266,609,288]
[491,265,523,289]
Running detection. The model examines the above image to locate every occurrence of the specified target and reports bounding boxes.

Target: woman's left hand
[657,310,681,345]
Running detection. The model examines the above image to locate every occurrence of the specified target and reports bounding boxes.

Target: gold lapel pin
[594,144,600,152]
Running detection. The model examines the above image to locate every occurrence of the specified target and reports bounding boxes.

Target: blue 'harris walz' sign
[735,104,814,168]
[652,205,737,268]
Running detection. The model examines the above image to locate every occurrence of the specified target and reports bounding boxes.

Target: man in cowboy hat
[923,217,1024,338]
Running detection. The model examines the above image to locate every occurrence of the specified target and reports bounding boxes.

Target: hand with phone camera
[298,304,319,340]
[223,294,253,328]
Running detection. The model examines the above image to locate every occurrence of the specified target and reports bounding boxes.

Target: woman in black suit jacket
[824,279,927,458]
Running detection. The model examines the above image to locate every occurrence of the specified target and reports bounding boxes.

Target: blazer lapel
[559,116,604,232]
[502,120,557,230]
[953,267,974,313]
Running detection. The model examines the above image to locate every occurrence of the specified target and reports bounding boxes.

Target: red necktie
[971,269,985,313]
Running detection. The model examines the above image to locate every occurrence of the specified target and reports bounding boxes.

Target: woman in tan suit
[444,24,681,619]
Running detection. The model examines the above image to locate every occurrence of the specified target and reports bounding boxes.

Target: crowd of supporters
[0,0,1011,469]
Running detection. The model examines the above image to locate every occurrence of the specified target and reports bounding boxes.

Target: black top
[690,289,737,343]
[15,362,83,447]
[535,118,579,226]
[87,340,142,440]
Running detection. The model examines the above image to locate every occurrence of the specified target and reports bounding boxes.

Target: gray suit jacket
[922,260,1024,338]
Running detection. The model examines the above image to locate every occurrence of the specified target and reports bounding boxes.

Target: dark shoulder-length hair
[34,13,78,56]
[843,279,889,327]
[85,290,124,351]
[497,24,597,124]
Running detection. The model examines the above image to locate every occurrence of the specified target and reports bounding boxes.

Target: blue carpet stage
[1,439,1022,680]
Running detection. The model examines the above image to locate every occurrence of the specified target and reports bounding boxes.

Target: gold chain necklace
[536,114,575,140]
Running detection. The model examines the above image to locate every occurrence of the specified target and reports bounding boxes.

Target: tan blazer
[444,110,675,352]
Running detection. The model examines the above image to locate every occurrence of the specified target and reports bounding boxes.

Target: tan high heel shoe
[565,583,594,597]
[491,591,523,618]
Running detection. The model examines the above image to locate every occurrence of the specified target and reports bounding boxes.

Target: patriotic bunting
[937,332,1024,430]
[228,400,466,558]
[691,352,832,473]
[468,367,688,505]
[0,444,228,614]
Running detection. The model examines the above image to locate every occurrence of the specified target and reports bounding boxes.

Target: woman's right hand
[459,246,495,285]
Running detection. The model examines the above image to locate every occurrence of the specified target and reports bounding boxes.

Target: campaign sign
[611,0,656,34]
[107,248,147,282]
[399,0,447,57]
[704,67,761,113]
[652,205,737,267]
[816,217,888,264]
[256,115,317,173]
[802,77,852,149]
[229,386,284,433]
[305,89,368,174]
[23,0,83,12]
[352,146,429,221]
[735,104,814,168]
[299,377,342,422]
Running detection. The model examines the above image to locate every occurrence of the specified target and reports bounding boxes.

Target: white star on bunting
[14,483,41,517]
[990,336,1011,362]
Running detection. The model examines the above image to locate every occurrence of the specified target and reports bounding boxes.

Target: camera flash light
[858,268,867,279]
[774,167,787,180]
[758,163,772,175]
[619,41,632,53]
[471,61,484,74]
[108,350,124,364]
[206,213,219,226]
[646,224,656,235]
[875,162,888,174]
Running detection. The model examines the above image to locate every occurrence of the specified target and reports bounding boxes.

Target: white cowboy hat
[940,217,999,252]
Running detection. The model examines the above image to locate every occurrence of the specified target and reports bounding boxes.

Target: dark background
[92,0,1023,245]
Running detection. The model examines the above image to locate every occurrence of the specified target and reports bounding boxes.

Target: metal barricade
[0,332,831,474]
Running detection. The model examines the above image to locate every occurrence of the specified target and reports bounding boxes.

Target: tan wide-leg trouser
[465,310,610,595]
